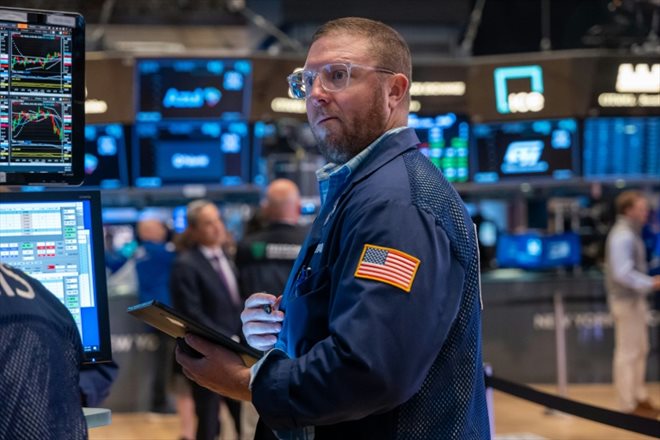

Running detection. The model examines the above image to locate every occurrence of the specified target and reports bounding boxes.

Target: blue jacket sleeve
[252,199,466,428]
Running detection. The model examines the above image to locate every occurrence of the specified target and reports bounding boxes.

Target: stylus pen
[262,296,283,314]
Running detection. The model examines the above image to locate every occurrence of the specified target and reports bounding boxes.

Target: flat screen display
[0,190,111,363]
[471,118,579,183]
[496,232,581,269]
[83,123,128,189]
[583,117,660,179]
[0,7,85,185]
[136,58,252,122]
[409,113,469,183]
[133,120,250,187]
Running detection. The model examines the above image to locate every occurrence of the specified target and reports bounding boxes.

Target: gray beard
[316,138,362,164]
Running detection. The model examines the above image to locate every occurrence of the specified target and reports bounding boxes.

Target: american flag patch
[354,244,420,292]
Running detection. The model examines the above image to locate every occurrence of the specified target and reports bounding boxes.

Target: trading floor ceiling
[3,0,657,56]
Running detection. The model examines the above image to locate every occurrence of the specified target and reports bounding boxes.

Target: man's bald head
[263,179,301,225]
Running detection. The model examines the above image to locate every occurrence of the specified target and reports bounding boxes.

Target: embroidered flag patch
[354,244,420,292]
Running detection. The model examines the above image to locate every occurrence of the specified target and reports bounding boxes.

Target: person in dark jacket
[170,200,243,440]
[236,179,308,299]
[0,263,88,440]
[176,17,490,440]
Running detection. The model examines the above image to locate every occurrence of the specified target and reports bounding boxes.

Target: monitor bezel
[0,190,112,363]
[0,7,85,186]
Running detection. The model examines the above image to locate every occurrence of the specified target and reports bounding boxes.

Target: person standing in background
[236,178,309,299]
[170,200,243,440]
[605,190,660,419]
[135,218,177,414]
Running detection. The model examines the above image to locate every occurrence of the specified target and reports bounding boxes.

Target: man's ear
[387,73,409,108]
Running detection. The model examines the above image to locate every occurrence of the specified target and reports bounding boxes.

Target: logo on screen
[494,65,545,114]
[163,87,223,108]
[171,154,210,169]
[502,140,548,174]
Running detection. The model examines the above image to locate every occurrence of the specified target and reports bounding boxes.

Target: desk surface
[83,407,112,428]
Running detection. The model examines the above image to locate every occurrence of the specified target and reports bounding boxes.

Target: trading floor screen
[0,199,101,354]
[0,19,74,174]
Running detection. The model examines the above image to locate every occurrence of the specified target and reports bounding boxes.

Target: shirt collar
[199,245,223,260]
[617,215,642,232]
[316,126,407,180]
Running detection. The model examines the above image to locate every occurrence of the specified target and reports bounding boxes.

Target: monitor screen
[0,7,85,185]
[408,113,469,183]
[0,190,111,363]
[496,232,581,269]
[583,117,660,179]
[83,123,128,189]
[133,120,250,188]
[472,119,579,183]
[136,58,252,122]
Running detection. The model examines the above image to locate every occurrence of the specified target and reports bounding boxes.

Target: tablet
[127,300,262,367]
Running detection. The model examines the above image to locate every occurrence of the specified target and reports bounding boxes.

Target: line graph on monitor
[6,98,72,164]
[8,32,70,94]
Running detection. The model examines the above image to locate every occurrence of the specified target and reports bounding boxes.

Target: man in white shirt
[605,190,660,419]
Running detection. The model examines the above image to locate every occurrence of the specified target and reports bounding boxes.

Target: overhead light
[410,81,466,96]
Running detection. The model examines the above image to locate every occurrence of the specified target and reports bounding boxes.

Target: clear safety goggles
[287,62,396,99]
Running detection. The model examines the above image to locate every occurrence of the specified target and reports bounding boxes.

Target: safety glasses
[287,62,396,99]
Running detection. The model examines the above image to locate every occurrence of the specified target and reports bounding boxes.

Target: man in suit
[170,200,243,440]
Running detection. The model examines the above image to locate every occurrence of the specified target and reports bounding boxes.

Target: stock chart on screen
[0,12,80,179]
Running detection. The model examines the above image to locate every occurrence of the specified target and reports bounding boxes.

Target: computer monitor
[132,120,250,188]
[0,190,111,363]
[496,232,581,270]
[136,58,252,122]
[583,117,660,179]
[471,118,580,183]
[408,113,470,183]
[83,124,129,189]
[0,7,85,185]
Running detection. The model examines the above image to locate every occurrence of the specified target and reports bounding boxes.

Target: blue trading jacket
[251,128,490,439]
[135,241,175,306]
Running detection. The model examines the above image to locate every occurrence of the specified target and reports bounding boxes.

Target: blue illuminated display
[496,232,581,269]
[133,120,250,187]
[583,117,660,179]
[136,58,252,121]
[472,118,579,183]
[82,124,128,189]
